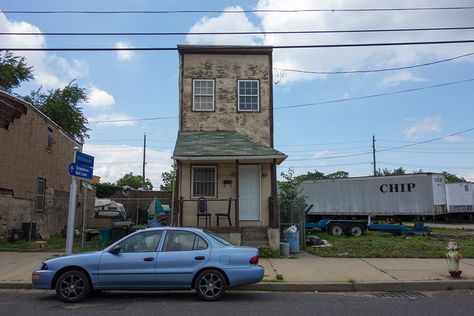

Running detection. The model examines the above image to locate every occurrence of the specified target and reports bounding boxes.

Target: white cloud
[0,12,89,89]
[404,116,443,138]
[186,6,263,45]
[443,135,462,142]
[87,86,115,108]
[381,71,426,87]
[115,41,136,61]
[186,1,474,84]
[312,150,329,158]
[83,144,172,188]
[88,114,137,127]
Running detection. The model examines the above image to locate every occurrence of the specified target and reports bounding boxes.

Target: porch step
[241,227,268,248]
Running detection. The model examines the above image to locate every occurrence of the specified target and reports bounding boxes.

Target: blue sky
[1,0,473,188]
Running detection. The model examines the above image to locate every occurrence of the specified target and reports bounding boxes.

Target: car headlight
[41,263,48,270]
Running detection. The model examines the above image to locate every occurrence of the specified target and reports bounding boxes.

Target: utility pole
[142,133,146,189]
[372,135,377,176]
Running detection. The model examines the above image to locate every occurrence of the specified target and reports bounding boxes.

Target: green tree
[327,171,349,179]
[160,168,176,191]
[375,167,406,176]
[24,81,90,143]
[0,51,34,92]
[94,182,122,198]
[442,171,466,183]
[295,170,349,182]
[116,172,153,190]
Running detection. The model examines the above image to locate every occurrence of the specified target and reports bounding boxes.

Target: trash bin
[280,242,290,256]
[283,230,300,254]
[98,228,112,247]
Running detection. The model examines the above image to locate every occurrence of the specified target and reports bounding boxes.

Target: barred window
[193,79,215,111]
[238,80,259,111]
[36,178,46,211]
[192,166,216,198]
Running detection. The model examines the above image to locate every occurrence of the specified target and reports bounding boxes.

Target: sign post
[66,148,94,255]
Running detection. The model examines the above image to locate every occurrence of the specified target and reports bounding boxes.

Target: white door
[239,165,260,220]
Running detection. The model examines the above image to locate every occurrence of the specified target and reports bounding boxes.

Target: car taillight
[249,256,259,264]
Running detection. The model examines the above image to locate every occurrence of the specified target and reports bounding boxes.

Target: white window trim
[192,79,215,111]
[191,166,217,198]
[238,80,259,112]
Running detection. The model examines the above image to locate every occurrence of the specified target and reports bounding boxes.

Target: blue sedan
[32,227,264,302]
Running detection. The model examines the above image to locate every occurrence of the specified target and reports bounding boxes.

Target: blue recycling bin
[283,230,300,254]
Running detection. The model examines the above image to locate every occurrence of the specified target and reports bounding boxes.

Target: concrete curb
[2,280,474,292]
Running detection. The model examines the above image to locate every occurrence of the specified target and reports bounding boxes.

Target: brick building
[0,90,84,238]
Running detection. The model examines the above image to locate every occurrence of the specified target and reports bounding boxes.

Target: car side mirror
[109,245,122,254]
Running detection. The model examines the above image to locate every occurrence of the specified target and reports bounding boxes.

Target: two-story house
[172,45,287,248]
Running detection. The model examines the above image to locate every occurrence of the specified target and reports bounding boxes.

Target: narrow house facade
[172,45,287,247]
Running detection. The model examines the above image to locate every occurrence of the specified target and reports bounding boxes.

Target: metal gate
[279,199,306,248]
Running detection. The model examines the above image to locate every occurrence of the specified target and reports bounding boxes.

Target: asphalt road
[2,289,474,315]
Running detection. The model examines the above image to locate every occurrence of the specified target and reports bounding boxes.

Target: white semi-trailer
[301,173,447,217]
[446,182,474,214]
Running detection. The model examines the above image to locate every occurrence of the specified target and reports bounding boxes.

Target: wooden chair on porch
[215,197,232,227]
[196,197,211,226]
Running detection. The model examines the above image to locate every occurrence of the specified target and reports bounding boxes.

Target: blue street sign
[69,163,93,179]
[75,151,94,169]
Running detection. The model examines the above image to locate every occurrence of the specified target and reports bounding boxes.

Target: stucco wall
[180,53,272,147]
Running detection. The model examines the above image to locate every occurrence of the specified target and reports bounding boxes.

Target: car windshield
[203,230,233,246]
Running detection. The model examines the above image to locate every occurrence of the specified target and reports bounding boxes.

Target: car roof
[141,226,205,233]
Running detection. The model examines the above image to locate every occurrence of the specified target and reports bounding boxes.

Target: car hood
[44,251,102,267]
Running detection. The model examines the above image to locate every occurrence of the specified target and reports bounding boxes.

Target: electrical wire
[3,39,474,51]
[3,26,474,37]
[3,6,474,14]
[275,52,474,75]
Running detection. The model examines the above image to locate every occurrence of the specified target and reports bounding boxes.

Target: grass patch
[306,228,474,258]
[259,247,281,258]
[0,235,102,253]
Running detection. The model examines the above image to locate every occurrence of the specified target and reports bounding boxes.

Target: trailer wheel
[349,224,364,237]
[329,223,345,236]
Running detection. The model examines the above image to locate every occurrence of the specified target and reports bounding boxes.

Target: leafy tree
[24,81,90,143]
[94,182,122,198]
[442,171,466,183]
[116,172,153,190]
[278,169,307,225]
[375,167,406,176]
[295,170,349,182]
[0,51,34,92]
[160,168,176,191]
[327,171,349,179]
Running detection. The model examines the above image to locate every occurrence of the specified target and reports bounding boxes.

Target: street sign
[69,163,93,179]
[75,151,94,168]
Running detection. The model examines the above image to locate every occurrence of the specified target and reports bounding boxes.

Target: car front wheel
[195,269,226,301]
[55,270,90,303]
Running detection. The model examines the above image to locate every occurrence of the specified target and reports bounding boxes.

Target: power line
[275,52,474,75]
[275,78,474,110]
[379,161,474,170]
[3,39,474,52]
[3,6,474,14]
[3,26,474,37]
[281,162,371,169]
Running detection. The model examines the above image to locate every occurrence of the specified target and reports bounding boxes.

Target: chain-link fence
[279,199,306,248]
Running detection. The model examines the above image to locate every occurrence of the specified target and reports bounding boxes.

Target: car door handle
[143,257,155,262]
[194,256,205,260]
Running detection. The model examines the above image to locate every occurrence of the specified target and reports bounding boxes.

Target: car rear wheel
[329,223,345,236]
[195,269,226,301]
[55,270,90,303]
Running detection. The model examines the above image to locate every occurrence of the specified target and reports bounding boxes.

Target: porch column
[235,159,239,227]
[270,159,278,228]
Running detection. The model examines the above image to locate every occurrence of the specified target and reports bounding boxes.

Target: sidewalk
[1,251,474,292]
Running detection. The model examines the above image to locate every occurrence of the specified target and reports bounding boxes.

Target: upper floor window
[36,178,46,211]
[238,80,259,111]
[193,79,214,111]
[47,127,53,150]
[192,166,216,198]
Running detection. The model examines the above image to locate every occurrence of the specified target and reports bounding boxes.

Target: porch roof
[172,131,287,164]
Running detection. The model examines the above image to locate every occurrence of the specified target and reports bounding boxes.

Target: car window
[117,231,162,253]
[204,230,233,246]
[163,231,208,252]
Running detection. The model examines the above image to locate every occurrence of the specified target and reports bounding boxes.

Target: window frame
[192,79,215,111]
[116,231,163,253]
[237,79,260,112]
[35,178,46,212]
[46,127,53,151]
[191,165,217,198]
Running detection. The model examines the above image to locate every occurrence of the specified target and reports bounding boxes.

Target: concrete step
[241,227,268,247]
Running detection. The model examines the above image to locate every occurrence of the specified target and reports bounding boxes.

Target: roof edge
[177,45,273,55]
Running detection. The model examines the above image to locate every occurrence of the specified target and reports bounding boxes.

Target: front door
[239,164,260,220]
